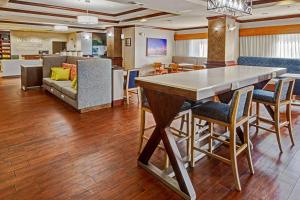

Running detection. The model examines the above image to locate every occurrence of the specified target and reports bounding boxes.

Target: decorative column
[206,15,239,68]
[106,27,123,66]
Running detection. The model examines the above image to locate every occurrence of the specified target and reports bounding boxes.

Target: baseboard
[79,103,112,113]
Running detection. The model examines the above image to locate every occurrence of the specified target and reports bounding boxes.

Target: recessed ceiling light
[140,18,147,22]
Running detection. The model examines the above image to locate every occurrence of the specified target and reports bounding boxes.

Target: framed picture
[125,38,131,46]
[146,38,167,56]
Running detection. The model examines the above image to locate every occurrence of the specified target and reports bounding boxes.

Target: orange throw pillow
[70,65,77,81]
[62,63,77,81]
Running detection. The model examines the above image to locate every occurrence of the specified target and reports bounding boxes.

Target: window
[240,34,300,59]
[174,39,208,57]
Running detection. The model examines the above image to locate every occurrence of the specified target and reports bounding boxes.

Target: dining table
[135,65,286,200]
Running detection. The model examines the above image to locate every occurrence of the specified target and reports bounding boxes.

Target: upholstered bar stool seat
[253,90,276,103]
[193,101,230,123]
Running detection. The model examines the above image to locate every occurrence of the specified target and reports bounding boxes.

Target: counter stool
[191,86,255,191]
[251,78,295,152]
[138,92,192,169]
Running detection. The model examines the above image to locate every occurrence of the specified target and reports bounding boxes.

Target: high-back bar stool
[138,90,192,169]
[251,78,295,152]
[191,86,255,191]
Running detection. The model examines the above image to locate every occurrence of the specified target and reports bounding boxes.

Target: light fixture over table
[207,0,252,17]
[77,0,98,25]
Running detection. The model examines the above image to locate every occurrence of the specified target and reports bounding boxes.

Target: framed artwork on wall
[146,38,167,56]
[125,38,131,46]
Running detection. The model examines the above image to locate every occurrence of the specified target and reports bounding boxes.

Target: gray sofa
[42,56,112,112]
[172,56,207,66]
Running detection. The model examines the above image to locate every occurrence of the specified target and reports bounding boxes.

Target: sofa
[42,56,112,112]
[172,56,207,67]
[238,56,300,95]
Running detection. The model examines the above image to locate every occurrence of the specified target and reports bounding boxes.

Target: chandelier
[207,0,252,17]
[77,0,98,25]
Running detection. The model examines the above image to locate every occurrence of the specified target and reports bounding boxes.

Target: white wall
[134,27,174,68]
[76,32,93,55]
[10,31,69,55]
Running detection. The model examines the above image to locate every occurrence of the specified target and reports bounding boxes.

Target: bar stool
[125,69,140,104]
[138,91,192,169]
[191,86,255,191]
[251,78,295,152]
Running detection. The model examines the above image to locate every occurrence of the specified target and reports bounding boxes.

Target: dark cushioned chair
[191,86,255,191]
[238,56,300,95]
[252,78,295,152]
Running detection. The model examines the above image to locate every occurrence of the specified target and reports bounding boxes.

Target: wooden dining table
[135,65,286,200]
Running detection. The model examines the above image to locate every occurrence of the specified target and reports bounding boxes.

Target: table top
[280,73,300,79]
[136,65,286,101]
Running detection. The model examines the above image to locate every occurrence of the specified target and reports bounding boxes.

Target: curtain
[174,39,208,57]
[240,34,300,59]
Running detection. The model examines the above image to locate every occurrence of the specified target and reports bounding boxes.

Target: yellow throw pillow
[71,76,78,90]
[51,68,70,81]
[50,67,62,80]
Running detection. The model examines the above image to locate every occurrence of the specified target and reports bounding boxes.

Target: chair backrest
[229,86,254,123]
[169,63,179,73]
[193,65,205,70]
[154,62,162,70]
[274,78,295,103]
[126,69,140,89]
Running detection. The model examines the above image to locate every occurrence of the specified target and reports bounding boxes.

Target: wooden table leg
[138,89,196,200]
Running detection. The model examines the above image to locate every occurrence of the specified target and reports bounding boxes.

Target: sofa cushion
[52,81,72,92]
[43,78,55,87]
[61,86,77,100]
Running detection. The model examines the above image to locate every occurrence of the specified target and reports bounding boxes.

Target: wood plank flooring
[1,77,300,200]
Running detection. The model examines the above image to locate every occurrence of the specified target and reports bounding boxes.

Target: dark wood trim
[121,12,173,22]
[207,15,237,20]
[237,14,300,23]
[8,0,148,17]
[0,20,106,31]
[0,7,119,24]
[118,25,175,31]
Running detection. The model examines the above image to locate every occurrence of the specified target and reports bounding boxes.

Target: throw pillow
[51,68,70,81]
[71,76,78,90]
[62,63,77,81]
[50,67,62,80]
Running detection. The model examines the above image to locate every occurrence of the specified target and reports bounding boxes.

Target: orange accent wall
[239,24,300,37]
[174,32,208,40]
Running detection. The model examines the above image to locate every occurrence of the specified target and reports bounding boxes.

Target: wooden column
[106,27,123,67]
[206,16,239,68]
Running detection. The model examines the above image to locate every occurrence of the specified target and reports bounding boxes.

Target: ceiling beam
[0,20,106,31]
[0,7,119,23]
[121,12,174,22]
[237,14,300,23]
[8,0,148,17]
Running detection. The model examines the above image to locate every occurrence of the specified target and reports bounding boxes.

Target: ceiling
[0,0,299,33]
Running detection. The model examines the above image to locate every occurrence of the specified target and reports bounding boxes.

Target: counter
[1,59,42,77]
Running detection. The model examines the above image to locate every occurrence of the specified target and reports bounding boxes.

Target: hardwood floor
[1,77,300,200]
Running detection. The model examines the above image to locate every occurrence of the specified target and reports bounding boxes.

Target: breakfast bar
[136,66,286,200]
